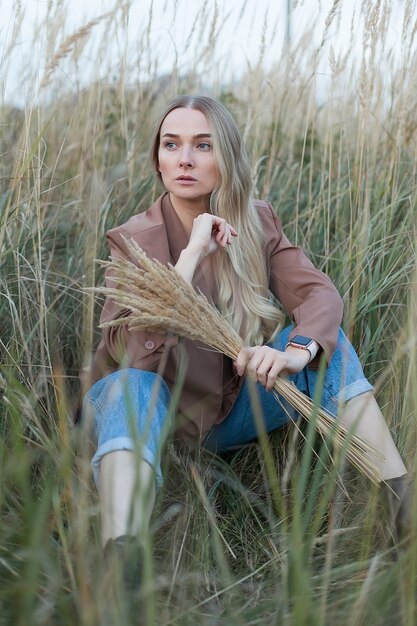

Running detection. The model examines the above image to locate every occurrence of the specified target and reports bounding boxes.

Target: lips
[176,176,196,181]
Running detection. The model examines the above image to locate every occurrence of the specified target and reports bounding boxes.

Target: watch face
[291,335,313,346]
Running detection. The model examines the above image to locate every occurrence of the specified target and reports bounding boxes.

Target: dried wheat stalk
[93,236,384,484]
[41,6,127,87]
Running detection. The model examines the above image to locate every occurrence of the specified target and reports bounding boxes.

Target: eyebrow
[161,132,212,139]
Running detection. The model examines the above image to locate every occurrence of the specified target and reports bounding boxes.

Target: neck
[168,192,210,236]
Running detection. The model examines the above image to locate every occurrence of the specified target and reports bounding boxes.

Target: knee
[101,368,170,406]
[132,369,170,403]
[267,324,294,351]
[88,369,172,434]
[333,328,359,361]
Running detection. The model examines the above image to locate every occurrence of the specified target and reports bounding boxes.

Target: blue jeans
[84,326,373,489]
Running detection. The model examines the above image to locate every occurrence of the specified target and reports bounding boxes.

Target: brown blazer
[87,192,343,440]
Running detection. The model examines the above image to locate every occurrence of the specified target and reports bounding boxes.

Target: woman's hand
[175,214,237,283]
[187,213,238,260]
[234,345,310,391]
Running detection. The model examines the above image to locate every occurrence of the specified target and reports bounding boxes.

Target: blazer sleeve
[264,202,343,364]
[99,228,178,372]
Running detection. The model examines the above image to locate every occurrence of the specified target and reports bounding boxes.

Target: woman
[83,95,412,561]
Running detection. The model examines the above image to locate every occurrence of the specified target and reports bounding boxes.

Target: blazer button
[144,340,155,350]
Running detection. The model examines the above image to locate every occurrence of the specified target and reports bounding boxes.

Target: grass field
[1,1,417,624]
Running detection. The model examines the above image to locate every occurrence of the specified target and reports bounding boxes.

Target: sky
[0,0,410,106]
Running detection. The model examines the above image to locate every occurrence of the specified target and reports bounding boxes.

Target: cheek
[210,162,220,184]
[157,149,163,171]
[203,155,217,178]
[157,152,170,175]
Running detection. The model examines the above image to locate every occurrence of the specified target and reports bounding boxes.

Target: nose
[179,146,194,168]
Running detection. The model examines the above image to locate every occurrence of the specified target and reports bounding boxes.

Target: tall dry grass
[0,0,417,624]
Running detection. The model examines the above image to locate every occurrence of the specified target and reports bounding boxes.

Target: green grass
[1,1,417,624]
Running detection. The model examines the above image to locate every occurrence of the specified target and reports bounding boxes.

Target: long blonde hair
[150,95,284,346]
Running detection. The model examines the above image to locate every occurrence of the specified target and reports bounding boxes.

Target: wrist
[175,245,203,283]
[285,336,319,364]
[285,346,311,370]
[181,242,205,264]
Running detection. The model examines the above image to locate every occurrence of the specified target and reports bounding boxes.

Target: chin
[175,191,205,201]
[170,189,211,205]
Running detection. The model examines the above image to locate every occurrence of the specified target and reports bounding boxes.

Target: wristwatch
[285,335,319,362]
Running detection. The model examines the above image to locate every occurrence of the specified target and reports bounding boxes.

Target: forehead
[160,107,211,137]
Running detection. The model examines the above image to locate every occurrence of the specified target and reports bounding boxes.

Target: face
[157,107,220,207]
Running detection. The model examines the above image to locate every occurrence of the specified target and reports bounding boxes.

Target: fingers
[189,214,237,256]
[247,348,276,387]
[235,346,257,376]
[210,216,237,248]
[235,346,289,391]
[265,361,283,391]
[196,213,237,248]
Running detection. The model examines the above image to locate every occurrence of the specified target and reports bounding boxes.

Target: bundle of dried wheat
[94,236,383,484]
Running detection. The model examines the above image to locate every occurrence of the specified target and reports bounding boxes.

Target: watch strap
[285,338,319,362]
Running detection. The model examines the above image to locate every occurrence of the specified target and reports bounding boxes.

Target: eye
[198,142,211,151]
[163,141,177,149]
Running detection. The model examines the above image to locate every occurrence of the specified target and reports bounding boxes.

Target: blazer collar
[161,192,189,264]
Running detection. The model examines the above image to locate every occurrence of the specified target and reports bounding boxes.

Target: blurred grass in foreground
[1,0,417,624]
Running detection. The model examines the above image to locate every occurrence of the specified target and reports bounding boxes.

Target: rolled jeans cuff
[91,436,164,490]
[334,379,374,405]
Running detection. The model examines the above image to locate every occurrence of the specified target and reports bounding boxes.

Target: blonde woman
[83,95,412,577]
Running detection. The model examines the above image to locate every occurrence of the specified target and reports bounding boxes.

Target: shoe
[104,534,144,594]
[383,474,415,542]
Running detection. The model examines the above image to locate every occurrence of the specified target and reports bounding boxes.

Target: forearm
[174,243,204,283]
[284,345,311,371]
